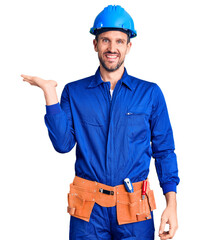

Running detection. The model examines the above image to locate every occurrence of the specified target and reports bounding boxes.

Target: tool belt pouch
[116,188,156,225]
[67,178,157,225]
[67,183,95,222]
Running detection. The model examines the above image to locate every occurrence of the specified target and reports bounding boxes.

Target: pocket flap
[147,190,157,211]
[136,212,151,221]
[67,187,95,222]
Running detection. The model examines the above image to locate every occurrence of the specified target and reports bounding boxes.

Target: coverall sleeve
[150,83,180,195]
[44,83,76,153]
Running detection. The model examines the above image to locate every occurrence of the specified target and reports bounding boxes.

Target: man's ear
[93,39,98,52]
[126,41,132,55]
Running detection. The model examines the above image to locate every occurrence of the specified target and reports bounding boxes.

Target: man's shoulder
[65,74,94,89]
[128,74,157,90]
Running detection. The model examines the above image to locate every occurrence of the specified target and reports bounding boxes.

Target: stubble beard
[98,54,125,72]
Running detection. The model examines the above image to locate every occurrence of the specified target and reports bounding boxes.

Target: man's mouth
[104,53,119,60]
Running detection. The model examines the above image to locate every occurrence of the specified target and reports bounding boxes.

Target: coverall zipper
[105,80,122,186]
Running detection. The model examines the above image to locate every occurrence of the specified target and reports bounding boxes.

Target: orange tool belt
[67,176,157,225]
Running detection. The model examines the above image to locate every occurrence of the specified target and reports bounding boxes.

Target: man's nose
[108,41,116,53]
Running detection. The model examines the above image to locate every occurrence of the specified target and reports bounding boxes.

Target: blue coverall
[44,66,180,240]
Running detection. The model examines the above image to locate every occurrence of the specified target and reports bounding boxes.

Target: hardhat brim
[93,27,133,38]
[90,27,137,38]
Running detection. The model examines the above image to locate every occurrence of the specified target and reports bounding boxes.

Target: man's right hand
[21,74,59,105]
[21,74,58,91]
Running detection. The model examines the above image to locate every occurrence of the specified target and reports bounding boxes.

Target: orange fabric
[67,176,157,225]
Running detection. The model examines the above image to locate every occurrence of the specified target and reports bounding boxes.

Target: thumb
[159,217,167,235]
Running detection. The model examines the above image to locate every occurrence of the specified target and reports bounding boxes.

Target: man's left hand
[159,192,178,239]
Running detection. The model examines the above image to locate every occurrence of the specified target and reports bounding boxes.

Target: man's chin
[105,67,118,72]
[102,63,121,72]
[99,56,124,72]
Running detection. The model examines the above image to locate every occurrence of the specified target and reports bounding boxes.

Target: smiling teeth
[106,55,117,58]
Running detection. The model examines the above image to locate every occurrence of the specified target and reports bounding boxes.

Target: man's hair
[95,33,130,44]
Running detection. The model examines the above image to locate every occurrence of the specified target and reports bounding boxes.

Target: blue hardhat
[90,5,137,38]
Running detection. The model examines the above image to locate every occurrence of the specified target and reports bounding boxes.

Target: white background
[0,0,200,239]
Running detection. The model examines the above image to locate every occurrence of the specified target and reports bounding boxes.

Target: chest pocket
[80,113,104,127]
[125,111,148,141]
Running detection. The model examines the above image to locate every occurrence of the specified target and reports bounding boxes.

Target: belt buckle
[99,188,114,195]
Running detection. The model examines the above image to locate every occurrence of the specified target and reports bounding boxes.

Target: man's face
[93,31,132,72]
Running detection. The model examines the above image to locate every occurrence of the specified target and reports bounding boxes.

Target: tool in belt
[67,176,156,225]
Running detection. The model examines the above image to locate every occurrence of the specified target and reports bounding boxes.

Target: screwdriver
[142,180,147,200]
[124,178,134,193]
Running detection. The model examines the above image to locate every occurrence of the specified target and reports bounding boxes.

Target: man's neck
[99,64,125,90]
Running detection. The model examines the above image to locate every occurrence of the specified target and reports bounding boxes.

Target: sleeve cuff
[46,102,62,115]
[161,182,177,195]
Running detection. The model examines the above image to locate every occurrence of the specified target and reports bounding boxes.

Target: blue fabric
[70,203,155,240]
[44,66,180,238]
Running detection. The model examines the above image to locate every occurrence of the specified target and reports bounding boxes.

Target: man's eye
[117,40,123,44]
[103,39,109,42]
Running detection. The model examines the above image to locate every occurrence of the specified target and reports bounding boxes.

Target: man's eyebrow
[100,37,126,42]
[100,37,110,40]
[117,38,126,42]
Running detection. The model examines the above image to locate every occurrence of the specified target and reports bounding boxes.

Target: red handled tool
[142,180,148,200]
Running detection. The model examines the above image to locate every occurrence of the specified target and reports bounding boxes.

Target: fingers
[159,225,178,239]
[159,231,175,240]
[21,74,39,86]
[168,225,178,239]
[159,231,170,240]
[21,76,33,85]
[159,217,167,236]
[21,74,30,78]
[21,74,32,82]
[21,74,35,80]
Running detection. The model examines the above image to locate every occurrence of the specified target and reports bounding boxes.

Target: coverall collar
[87,66,133,91]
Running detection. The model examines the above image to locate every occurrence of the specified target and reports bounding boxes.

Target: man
[21,5,180,240]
